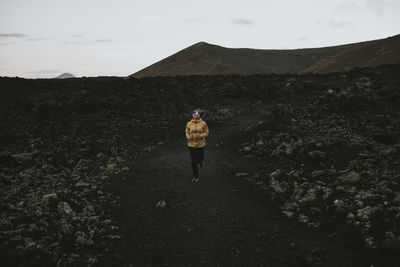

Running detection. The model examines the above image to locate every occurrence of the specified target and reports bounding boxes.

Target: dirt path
[108,106,373,267]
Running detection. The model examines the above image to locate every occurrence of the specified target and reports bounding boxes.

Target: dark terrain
[1,64,400,266]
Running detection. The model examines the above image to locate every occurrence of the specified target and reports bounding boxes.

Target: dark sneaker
[193,177,200,183]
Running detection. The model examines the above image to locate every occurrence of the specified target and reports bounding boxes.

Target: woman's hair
[193,108,205,117]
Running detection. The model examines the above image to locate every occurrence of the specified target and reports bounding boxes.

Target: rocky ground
[239,65,400,253]
[0,75,264,266]
[0,64,399,266]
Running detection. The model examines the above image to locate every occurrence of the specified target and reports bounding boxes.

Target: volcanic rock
[58,202,73,216]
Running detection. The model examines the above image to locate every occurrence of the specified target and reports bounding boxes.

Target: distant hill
[54,73,75,79]
[301,34,400,74]
[131,34,400,78]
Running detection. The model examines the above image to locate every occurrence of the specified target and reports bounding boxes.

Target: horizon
[4,34,400,79]
[1,0,400,78]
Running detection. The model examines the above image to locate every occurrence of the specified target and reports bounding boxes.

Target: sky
[0,0,399,78]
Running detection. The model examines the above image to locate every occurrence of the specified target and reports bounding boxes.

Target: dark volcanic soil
[108,103,398,267]
[1,64,400,266]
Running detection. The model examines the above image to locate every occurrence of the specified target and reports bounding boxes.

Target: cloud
[27,69,61,74]
[335,0,389,16]
[232,18,253,26]
[1,33,48,43]
[328,19,353,28]
[365,0,388,16]
[62,41,79,45]
[318,19,353,28]
[334,2,359,12]
[0,33,28,39]
[26,38,47,42]
[95,38,113,42]
[140,15,166,22]
[182,17,204,24]
[71,34,82,38]
[26,69,64,78]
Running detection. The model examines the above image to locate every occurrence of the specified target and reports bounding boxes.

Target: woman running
[185,108,209,183]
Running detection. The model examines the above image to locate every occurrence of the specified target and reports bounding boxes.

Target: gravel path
[108,106,387,267]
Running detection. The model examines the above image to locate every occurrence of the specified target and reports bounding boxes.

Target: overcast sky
[0,0,399,78]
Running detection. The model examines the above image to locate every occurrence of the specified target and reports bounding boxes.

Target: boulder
[356,206,379,221]
[58,202,73,216]
[269,169,283,179]
[298,214,310,224]
[75,180,90,187]
[282,210,295,218]
[282,202,299,211]
[299,187,317,203]
[42,193,57,205]
[339,171,360,184]
[269,177,288,194]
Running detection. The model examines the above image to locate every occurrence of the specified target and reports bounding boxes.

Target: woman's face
[192,112,200,120]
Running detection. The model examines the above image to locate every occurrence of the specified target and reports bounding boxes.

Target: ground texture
[109,104,398,266]
[1,65,400,266]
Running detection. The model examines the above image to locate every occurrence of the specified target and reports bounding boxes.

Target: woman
[185,108,209,183]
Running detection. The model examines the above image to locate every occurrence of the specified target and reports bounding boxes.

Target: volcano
[54,72,75,79]
[131,34,400,78]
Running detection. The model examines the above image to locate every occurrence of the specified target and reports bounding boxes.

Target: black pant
[188,147,204,178]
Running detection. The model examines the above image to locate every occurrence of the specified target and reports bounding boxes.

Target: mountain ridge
[54,72,75,79]
[131,34,400,78]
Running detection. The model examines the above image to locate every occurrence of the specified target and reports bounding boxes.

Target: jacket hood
[191,118,203,123]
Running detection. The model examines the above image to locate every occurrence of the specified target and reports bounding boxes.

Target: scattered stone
[269,169,283,179]
[298,214,310,224]
[243,146,252,152]
[282,202,299,211]
[156,200,166,208]
[380,147,396,156]
[270,177,288,194]
[282,210,295,218]
[357,206,379,221]
[365,236,376,249]
[2,62,400,265]
[299,187,317,203]
[75,231,92,245]
[58,202,73,216]
[255,140,264,146]
[339,171,360,184]
[311,170,324,178]
[75,180,90,187]
[106,163,117,171]
[333,199,344,208]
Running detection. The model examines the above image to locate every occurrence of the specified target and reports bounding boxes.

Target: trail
[109,106,368,267]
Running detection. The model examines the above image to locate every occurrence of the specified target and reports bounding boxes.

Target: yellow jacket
[185,119,209,148]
